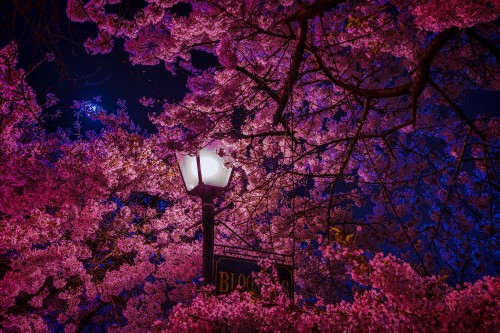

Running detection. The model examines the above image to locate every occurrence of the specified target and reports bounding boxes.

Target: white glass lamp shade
[177,142,233,195]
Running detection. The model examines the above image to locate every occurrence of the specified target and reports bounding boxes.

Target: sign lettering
[213,255,294,298]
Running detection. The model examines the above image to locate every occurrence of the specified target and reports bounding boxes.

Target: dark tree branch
[309,45,411,98]
[361,138,430,276]
[466,28,500,65]
[409,28,459,98]
[235,66,279,101]
[324,98,371,242]
[273,19,309,126]
[309,28,459,100]
[285,0,346,23]
[428,79,485,140]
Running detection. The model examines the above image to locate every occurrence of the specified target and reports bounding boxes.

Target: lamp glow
[191,156,219,178]
[176,141,233,196]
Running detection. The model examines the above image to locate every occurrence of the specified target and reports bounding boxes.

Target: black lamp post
[177,141,233,285]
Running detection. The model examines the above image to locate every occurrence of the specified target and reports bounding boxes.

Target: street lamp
[177,141,233,285]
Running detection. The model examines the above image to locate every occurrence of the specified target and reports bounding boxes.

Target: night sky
[1,1,208,133]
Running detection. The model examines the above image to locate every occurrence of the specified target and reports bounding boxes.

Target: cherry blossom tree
[0,42,202,331]
[1,0,499,331]
[166,246,500,332]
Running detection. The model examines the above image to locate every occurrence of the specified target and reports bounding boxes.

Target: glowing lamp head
[177,141,233,197]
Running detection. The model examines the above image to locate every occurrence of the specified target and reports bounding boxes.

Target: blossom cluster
[166,247,499,332]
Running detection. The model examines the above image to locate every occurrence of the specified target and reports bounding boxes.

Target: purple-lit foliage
[0,1,499,332]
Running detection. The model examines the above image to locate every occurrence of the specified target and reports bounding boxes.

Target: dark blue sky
[0,0,202,133]
[26,41,190,132]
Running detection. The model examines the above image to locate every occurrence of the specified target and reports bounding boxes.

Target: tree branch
[273,19,308,126]
[466,28,500,65]
[428,79,485,140]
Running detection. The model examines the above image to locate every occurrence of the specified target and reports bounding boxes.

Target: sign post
[213,255,294,299]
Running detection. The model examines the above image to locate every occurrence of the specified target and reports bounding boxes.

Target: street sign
[213,255,294,298]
